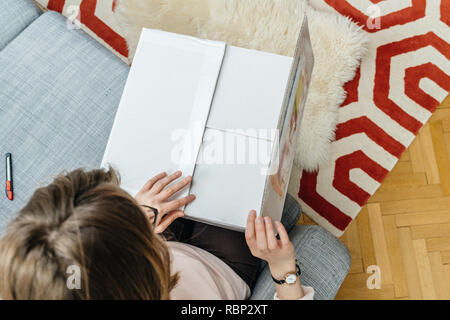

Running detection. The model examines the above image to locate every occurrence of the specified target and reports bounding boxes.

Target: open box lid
[101,18,314,230]
[260,18,314,225]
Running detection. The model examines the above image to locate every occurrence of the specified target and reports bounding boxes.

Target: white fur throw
[115,0,368,171]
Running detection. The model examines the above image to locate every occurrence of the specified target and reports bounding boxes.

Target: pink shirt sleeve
[167,241,315,300]
[168,241,251,300]
[274,286,315,300]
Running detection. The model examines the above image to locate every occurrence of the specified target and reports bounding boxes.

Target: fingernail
[249,211,256,217]
[264,216,271,224]
[256,217,263,224]
[186,176,192,181]
[176,171,182,175]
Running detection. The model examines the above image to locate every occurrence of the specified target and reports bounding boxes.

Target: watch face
[285,274,297,284]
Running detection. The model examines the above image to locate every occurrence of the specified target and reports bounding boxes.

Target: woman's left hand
[135,171,195,233]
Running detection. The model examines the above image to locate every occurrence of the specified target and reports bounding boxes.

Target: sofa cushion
[0,0,41,50]
[34,0,130,63]
[0,11,129,234]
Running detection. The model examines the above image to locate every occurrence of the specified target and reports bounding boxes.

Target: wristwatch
[271,261,301,285]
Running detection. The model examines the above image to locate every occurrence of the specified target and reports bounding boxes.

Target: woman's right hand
[245,211,304,300]
[244,211,296,271]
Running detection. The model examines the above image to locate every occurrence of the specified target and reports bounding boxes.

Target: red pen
[5,153,13,201]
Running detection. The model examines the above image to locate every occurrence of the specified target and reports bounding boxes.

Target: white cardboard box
[101,18,314,231]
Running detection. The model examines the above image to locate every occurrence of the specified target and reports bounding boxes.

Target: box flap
[101,29,226,196]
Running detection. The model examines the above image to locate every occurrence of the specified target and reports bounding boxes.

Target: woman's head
[0,168,177,299]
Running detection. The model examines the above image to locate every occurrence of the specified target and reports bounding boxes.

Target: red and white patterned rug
[289,0,450,236]
[36,0,450,237]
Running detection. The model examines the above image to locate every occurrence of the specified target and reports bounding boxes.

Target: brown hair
[0,168,178,299]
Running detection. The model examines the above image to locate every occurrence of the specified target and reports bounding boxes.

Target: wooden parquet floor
[298,95,450,300]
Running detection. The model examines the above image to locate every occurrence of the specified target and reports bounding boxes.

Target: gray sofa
[0,0,350,299]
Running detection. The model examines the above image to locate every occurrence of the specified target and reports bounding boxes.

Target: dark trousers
[163,194,302,290]
[164,218,261,289]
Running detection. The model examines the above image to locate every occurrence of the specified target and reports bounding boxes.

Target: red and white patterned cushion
[35,0,129,63]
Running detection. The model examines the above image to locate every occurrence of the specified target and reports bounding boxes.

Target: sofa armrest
[0,11,129,235]
[0,0,41,50]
